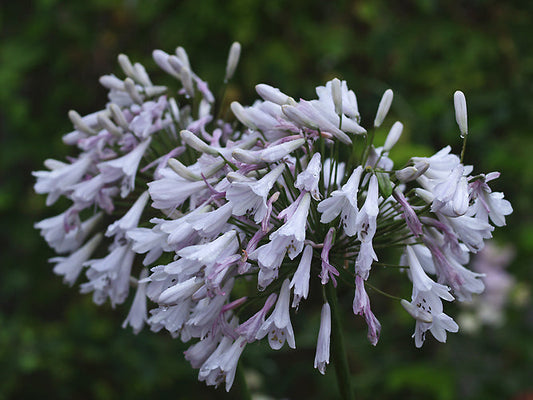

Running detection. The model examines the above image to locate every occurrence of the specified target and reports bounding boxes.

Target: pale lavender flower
[317,166,363,236]
[50,233,103,285]
[33,155,92,205]
[295,152,322,200]
[122,269,149,334]
[320,228,340,286]
[354,174,379,279]
[106,191,149,238]
[226,164,285,223]
[256,279,296,350]
[290,245,313,308]
[98,137,152,198]
[236,293,277,342]
[353,275,381,345]
[314,303,331,374]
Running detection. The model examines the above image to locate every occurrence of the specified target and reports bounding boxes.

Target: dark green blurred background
[2,1,532,399]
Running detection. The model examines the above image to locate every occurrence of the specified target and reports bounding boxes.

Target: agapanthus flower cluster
[34,43,512,391]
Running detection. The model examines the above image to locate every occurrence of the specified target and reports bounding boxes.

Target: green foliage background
[1,1,532,399]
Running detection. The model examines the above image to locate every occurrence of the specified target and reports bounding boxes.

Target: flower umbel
[34,43,512,392]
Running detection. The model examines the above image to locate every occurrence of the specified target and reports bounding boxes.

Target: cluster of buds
[34,43,512,390]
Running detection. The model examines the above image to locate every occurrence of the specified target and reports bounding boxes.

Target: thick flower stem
[325,282,355,400]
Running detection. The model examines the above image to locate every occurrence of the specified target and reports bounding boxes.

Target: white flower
[33,155,92,205]
[98,137,152,198]
[295,152,322,200]
[122,269,149,334]
[50,233,103,285]
[317,166,363,236]
[406,290,459,348]
[106,191,149,238]
[256,279,296,350]
[256,193,311,269]
[82,243,136,306]
[290,244,313,308]
[314,302,331,374]
[148,167,212,211]
[226,164,285,223]
[178,230,238,268]
[35,211,102,254]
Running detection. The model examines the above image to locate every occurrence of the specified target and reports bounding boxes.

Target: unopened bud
[175,46,191,70]
[133,63,152,86]
[108,104,129,129]
[153,50,179,78]
[68,110,96,134]
[144,85,167,97]
[260,138,305,162]
[99,75,125,91]
[180,130,219,155]
[255,84,294,105]
[118,54,136,79]
[454,90,468,138]
[231,102,257,130]
[383,121,404,152]
[331,78,343,115]
[374,89,393,128]
[180,67,194,98]
[225,42,241,82]
[124,78,143,104]
[281,105,318,129]
[168,98,180,122]
[232,148,262,164]
[395,160,429,182]
[97,112,122,137]
[168,158,202,181]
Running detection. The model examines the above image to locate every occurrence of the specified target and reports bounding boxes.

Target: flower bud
[331,78,342,115]
[153,50,180,78]
[225,42,241,82]
[168,158,202,181]
[124,78,143,104]
[231,102,258,130]
[175,46,191,70]
[281,105,318,129]
[383,121,403,152]
[180,67,194,98]
[108,103,129,129]
[395,160,430,182]
[97,112,122,138]
[68,110,96,134]
[180,130,219,155]
[454,90,468,138]
[99,75,125,91]
[118,54,136,79]
[374,89,393,128]
[255,84,293,105]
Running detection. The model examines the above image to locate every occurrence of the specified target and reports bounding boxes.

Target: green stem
[325,283,355,400]
[460,134,467,163]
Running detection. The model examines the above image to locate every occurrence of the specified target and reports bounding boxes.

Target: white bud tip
[454,90,468,137]
[383,121,404,152]
[374,89,394,128]
[331,78,343,115]
[225,42,241,81]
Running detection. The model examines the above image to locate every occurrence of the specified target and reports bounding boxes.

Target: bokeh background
[1,1,532,399]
